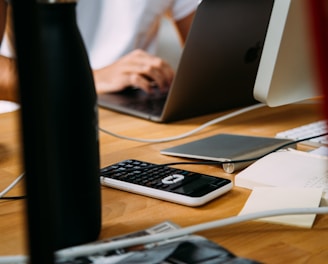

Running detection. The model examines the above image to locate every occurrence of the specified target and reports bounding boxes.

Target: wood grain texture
[0,101,326,263]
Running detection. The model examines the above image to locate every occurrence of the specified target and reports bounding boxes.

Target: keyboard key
[276,120,328,146]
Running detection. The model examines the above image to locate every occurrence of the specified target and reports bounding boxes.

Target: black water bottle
[11,0,101,262]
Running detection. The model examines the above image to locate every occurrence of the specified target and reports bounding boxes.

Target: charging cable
[55,207,328,261]
[4,133,328,201]
[1,206,327,263]
[0,173,25,200]
[98,103,266,143]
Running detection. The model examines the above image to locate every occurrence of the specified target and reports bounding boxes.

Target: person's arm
[93,49,174,94]
[173,11,195,44]
[0,56,18,102]
[93,9,195,95]
[0,0,6,43]
[0,1,18,102]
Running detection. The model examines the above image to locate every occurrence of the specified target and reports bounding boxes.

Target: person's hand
[93,49,175,94]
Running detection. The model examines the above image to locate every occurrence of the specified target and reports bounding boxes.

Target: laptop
[97,0,274,122]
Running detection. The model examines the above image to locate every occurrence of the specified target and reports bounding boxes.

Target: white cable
[0,102,320,263]
[1,206,327,263]
[0,255,27,264]
[55,206,328,261]
[0,173,25,198]
[98,103,265,143]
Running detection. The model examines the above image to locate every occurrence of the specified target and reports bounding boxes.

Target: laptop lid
[98,0,274,122]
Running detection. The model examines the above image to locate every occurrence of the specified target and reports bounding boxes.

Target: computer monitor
[253,0,322,107]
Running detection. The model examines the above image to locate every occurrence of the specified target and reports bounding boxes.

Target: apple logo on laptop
[244,41,262,63]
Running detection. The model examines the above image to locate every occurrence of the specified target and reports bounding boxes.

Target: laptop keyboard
[123,93,167,117]
[98,87,168,118]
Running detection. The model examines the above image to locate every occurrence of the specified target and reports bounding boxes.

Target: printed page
[234,149,328,205]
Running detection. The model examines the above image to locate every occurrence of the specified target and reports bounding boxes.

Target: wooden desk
[0,101,327,263]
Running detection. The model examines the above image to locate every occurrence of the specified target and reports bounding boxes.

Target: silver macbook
[97,0,274,122]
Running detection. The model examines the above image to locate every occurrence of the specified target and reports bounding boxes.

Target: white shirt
[0,0,198,70]
[76,0,198,69]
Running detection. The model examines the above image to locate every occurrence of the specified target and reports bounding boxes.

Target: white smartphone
[100,159,232,207]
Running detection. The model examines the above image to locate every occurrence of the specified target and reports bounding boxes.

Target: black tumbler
[11,0,101,263]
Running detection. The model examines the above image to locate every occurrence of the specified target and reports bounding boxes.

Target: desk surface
[0,101,327,263]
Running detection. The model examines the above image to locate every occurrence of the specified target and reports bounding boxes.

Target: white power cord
[54,207,328,260]
[0,256,28,264]
[98,103,265,143]
[0,173,24,199]
[1,104,265,200]
[1,206,327,263]
[1,102,325,263]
